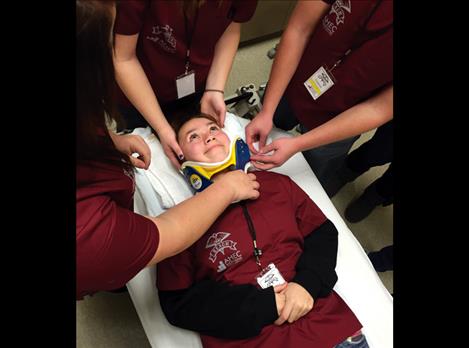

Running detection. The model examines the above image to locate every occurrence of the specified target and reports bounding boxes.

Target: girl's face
[178,117,231,163]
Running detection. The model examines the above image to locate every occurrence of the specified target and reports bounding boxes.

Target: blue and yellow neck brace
[180,137,252,192]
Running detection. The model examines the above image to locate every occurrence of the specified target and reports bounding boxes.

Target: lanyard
[240,202,263,269]
[183,2,200,74]
[328,0,385,73]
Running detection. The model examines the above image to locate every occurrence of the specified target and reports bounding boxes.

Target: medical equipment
[180,137,251,192]
[225,83,264,119]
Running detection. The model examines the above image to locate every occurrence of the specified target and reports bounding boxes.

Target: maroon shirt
[76,161,159,300]
[286,0,393,130]
[114,0,258,107]
[157,171,361,348]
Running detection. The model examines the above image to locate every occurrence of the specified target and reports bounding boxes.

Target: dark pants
[346,121,393,203]
[273,96,359,187]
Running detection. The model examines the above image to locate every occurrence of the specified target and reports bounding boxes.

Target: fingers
[218,105,226,128]
[258,133,268,152]
[273,282,288,293]
[169,142,184,162]
[129,156,146,169]
[249,190,260,200]
[218,112,225,128]
[245,128,259,154]
[259,142,275,154]
[163,146,182,170]
[201,94,226,127]
[248,174,260,198]
[250,160,276,171]
[220,170,260,201]
[137,153,151,169]
[287,305,302,324]
[168,153,182,170]
[137,139,151,169]
[274,300,292,326]
[247,172,257,181]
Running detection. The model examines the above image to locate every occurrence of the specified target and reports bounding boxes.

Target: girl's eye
[189,133,199,142]
[209,126,219,133]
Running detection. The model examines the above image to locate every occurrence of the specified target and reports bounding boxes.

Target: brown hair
[76,0,131,170]
[172,112,219,142]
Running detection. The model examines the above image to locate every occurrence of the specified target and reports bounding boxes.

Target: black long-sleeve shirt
[159,219,338,339]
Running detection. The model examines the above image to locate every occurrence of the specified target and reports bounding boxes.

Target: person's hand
[201,90,227,127]
[245,110,273,154]
[250,137,299,170]
[274,282,288,315]
[111,133,151,169]
[212,170,260,202]
[274,282,314,326]
[156,126,184,169]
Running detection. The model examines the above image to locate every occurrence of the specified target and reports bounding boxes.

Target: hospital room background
[77,1,393,346]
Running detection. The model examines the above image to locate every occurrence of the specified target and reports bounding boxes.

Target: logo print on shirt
[217,261,227,272]
[322,0,352,35]
[146,24,176,53]
[205,232,237,263]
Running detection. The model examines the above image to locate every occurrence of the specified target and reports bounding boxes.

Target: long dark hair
[76,0,131,170]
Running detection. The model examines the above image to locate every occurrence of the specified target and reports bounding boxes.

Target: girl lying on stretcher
[156,113,369,348]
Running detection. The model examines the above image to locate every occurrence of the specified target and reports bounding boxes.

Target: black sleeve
[158,279,278,339]
[292,219,339,299]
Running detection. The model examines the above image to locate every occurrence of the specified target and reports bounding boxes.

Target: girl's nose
[206,136,216,144]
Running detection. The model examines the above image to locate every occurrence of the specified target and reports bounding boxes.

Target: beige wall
[240,0,296,44]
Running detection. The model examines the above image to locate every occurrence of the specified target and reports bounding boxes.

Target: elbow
[159,294,181,326]
[318,272,338,298]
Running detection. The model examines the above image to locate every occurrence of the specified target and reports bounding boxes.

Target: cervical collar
[180,137,252,192]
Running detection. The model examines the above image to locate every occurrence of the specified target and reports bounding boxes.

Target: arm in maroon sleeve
[114,0,149,35]
[76,195,158,299]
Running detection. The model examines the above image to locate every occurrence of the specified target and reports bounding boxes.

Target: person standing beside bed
[245,0,393,197]
[156,113,369,348]
[113,0,258,168]
[76,0,260,300]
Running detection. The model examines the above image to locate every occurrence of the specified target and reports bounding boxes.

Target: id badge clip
[256,263,286,289]
[176,69,195,99]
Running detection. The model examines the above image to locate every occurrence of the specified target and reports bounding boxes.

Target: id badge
[256,263,286,289]
[176,70,195,99]
[304,66,334,100]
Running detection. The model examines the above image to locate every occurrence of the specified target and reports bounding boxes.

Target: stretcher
[127,113,393,348]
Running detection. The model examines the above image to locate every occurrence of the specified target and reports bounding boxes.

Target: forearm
[262,1,330,115]
[114,56,169,133]
[292,220,339,299]
[146,183,236,265]
[159,280,277,339]
[205,22,240,90]
[295,85,394,152]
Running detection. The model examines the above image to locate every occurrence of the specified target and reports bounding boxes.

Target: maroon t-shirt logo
[146,24,176,53]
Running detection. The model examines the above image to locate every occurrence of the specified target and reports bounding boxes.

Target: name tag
[304,66,334,100]
[256,263,286,289]
[176,70,195,99]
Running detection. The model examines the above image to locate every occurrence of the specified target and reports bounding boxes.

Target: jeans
[334,333,369,348]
